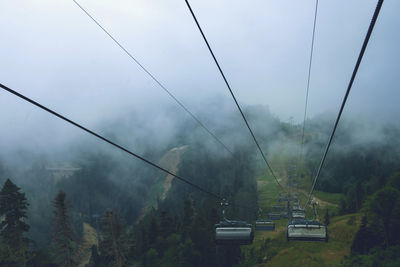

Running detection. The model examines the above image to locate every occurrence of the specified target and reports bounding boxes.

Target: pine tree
[389,198,400,246]
[148,209,159,245]
[99,209,129,267]
[338,197,347,215]
[87,245,100,267]
[351,216,374,254]
[52,190,77,267]
[368,187,399,248]
[182,199,194,239]
[324,209,330,226]
[159,211,174,238]
[0,178,30,266]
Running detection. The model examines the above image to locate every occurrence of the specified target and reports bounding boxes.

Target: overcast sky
[0,0,399,150]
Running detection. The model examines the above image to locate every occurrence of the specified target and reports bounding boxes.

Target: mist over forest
[1,0,399,265]
[1,94,400,265]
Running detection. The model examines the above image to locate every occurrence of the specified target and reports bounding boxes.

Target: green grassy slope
[242,167,359,266]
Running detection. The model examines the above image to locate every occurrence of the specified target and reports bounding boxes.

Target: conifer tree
[99,209,129,267]
[52,190,77,267]
[0,179,30,266]
[87,245,100,267]
[351,216,374,254]
[324,209,330,226]
[182,199,194,239]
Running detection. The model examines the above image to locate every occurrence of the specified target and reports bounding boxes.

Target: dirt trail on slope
[278,159,337,207]
[253,155,348,266]
[297,188,338,207]
[136,145,188,223]
[257,158,337,208]
[159,145,188,200]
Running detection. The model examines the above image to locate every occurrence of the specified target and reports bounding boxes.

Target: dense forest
[0,105,400,266]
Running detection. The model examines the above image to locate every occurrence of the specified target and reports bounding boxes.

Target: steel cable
[307,0,384,205]
[72,0,235,158]
[184,0,285,192]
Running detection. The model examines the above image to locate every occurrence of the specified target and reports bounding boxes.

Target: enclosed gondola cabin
[287,220,328,242]
[255,219,275,231]
[215,220,254,245]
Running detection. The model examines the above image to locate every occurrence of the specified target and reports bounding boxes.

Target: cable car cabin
[278,193,289,202]
[255,219,275,231]
[279,193,297,202]
[287,220,328,242]
[215,220,254,245]
[292,204,303,209]
[268,212,281,220]
[280,211,289,219]
[272,205,285,212]
[291,208,306,219]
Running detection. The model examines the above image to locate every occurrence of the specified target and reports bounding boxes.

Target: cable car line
[298,0,319,166]
[0,82,224,201]
[184,0,284,192]
[306,0,384,205]
[71,0,235,158]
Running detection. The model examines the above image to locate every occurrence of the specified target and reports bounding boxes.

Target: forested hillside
[0,105,399,266]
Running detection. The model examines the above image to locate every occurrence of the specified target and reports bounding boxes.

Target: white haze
[0,0,399,165]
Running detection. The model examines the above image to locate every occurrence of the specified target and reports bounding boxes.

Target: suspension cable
[298,0,319,167]
[184,0,285,192]
[0,82,224,201]
[71,0,235,158]
[307,0,384,205]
